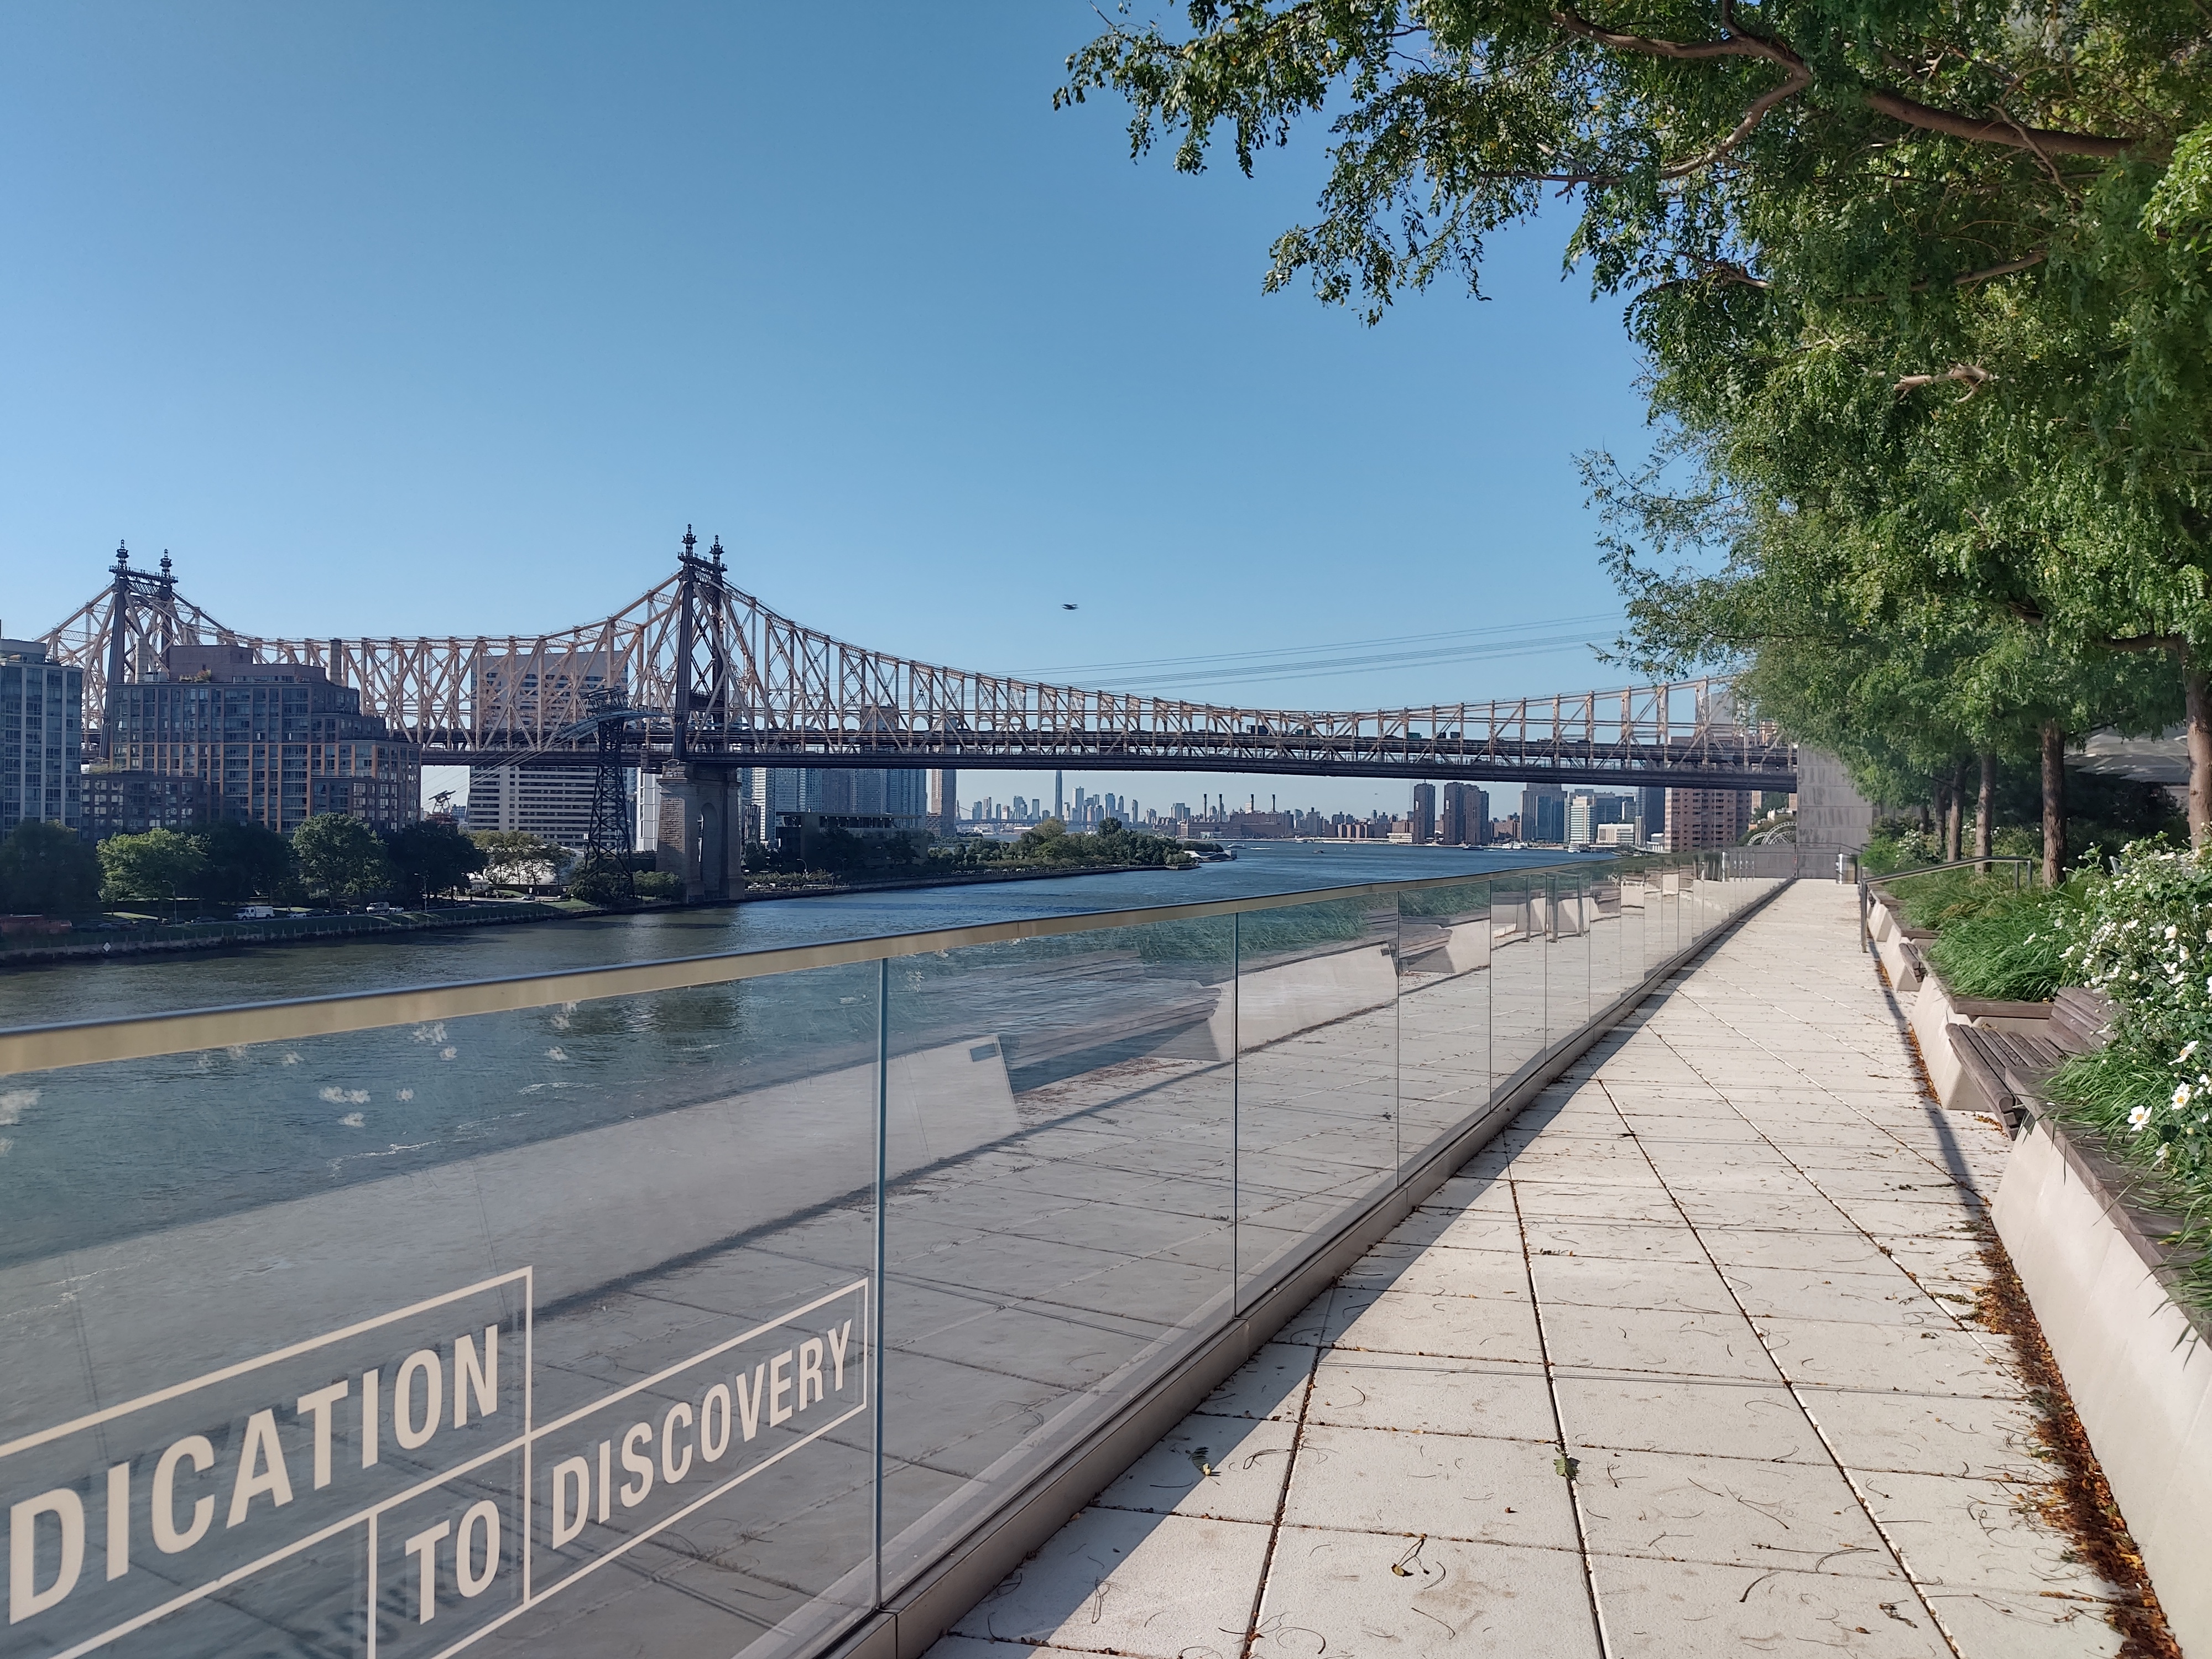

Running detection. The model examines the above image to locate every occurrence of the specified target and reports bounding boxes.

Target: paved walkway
[927,882,2127,1659]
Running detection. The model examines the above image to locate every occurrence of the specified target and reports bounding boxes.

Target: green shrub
[1924,888,2079,1001]
[633,871,682,900]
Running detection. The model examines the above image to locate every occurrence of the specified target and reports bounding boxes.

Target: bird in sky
[1062,603,1079,611]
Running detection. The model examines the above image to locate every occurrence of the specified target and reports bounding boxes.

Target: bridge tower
[97,544,182,761]
[656,527,746,901]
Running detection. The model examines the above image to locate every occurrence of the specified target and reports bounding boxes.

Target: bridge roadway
[928,883,2128,1659]
[442,739,1794,791]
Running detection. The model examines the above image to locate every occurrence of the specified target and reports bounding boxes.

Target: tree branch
[2103,633,2186,653]
[1860,90,2138,158]
[1893,363,1993,395]
[1551,3,1814,178]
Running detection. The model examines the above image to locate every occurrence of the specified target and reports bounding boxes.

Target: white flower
[2173,1083,2193,1109]
[2167,924,2180,940]
[2182,1040,2200,1062]
[2131,1103,2156,1131]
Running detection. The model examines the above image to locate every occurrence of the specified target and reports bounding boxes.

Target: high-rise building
[1567,792,1595,847]
[1410,782,1437,844]
[1640,786,1668,835]
[927,768,958,837]
[1665,788,1750,851]
[468,765,603,849]
[1521,784,1567,846]
[1,640,84,839]
[1439,782,1475,846]
[106,643,417,835]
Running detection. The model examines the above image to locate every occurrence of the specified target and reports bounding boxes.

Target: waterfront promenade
[928,882,2126,1658]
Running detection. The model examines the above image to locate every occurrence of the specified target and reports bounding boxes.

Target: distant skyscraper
[1521,783,1567,845]
[1410,782,1437,844]
[1567,792,1595,847]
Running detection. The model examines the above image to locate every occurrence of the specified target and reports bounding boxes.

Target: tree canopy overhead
[1061,0,2200,315]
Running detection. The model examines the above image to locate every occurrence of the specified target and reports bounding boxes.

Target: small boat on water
[1183,841,1235,863]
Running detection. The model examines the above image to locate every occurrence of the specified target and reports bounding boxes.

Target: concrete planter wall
[1995,1117,2212,1656]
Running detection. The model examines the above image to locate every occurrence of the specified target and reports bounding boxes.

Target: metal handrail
[0,851,1730,1076]
[1858,855,2037,954]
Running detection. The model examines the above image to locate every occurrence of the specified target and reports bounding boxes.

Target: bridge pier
[655,764,747,902]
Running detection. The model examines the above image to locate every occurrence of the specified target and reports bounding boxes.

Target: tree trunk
[1975,752,1995,870]
[2041,722,2067,888]
[1944,764,1964,862]
[2187,658,2212,851]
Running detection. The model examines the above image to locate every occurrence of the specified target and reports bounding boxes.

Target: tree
[469,830,571,890]
[0,821,101,915]
[385,821,486,904]
[196,820,296,905]
[565,852,637,907]
[1590,435,2180,883]
[1062,1,2212,835]
[293,814,393,906]
[98,828,209,916]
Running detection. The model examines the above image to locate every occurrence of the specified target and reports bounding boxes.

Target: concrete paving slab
[1528,1252,1740,1314]
[1574,1446,1897,1571]
[1856,1469,2125,1600]
[1756,1316,2017,1397]
[1320,1286,1544,1363]
[1282,1423,1580,1548]
[1553,1370,1828,1464]
[1799,1386,2050,1479]
[1586,1555,1944,1657]
[1338,1242,1535,1302]
[1306,1350,1556,1438]
[1094,1411,1298,1524]
[1519,1218,1714,1264]
[1197,1342,1315,1422]
[1536,1301,1782,1381]
[1922,1588,2128,1659]
[1718,1262,1956,1327]
[1249,1532,1600,1657]
[947,1508,1269,1657]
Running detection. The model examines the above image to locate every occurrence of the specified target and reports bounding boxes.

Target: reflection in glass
[875,915,1235,1593]
[1396,879,1493,1176]
[1234,895,1399,1305]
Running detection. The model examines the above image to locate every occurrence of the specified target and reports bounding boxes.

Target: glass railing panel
[1587,864,1626,1010]
[1549,870,1591,1042]
[0,964,884,1659]
[1490,873,1545,1089]
[873,914,1235,1593]
[1395,878,1494,1176]
[1233,894,1399,1306]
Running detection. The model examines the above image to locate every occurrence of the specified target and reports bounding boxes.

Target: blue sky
[1,4,1652,816]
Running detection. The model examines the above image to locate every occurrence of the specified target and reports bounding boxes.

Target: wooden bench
[1947,987,2117,1130]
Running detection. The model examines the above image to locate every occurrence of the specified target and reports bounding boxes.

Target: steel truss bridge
[39,538,1795,790]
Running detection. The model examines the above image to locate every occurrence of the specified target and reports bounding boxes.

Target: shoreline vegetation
[0,856,1189,969]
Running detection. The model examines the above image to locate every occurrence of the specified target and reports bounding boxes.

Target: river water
[0,841,1570,1028]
